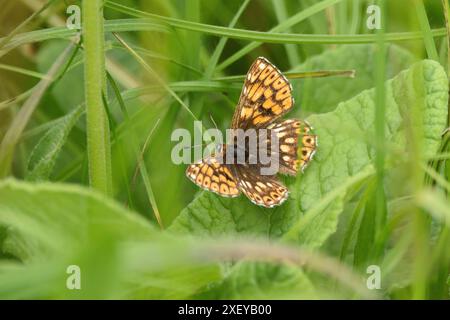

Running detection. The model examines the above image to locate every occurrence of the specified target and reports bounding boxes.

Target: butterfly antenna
[209,113,219,131]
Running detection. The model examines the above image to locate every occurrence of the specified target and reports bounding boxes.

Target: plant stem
[83,0,112,195]
[374,0,387,244]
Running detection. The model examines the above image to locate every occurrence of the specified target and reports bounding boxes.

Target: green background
[0,0,449,299]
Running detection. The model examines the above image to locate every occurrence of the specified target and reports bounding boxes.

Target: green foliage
[0,179,221,299]
[198,262,317,299]
[0,0,449,300]
[171,60,448,245]
[293,44,416,114]
[26,106,83,181]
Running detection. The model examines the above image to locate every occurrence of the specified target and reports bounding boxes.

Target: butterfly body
[186,57,318,208]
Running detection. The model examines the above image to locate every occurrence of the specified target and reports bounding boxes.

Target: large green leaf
[0,179,220,299]
[293,44,416,114]
[197,262,316,299]
[0,179,154,261]
[171,60,448,249]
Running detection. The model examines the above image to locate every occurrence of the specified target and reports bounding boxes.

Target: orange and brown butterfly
[186,57,318,208]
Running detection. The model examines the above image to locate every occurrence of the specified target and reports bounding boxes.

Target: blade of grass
[442,0,450,79]
[426,152,450,161]
[100,82,133,209]
[0,63,50,80]
[441,0,450,185]
[0,40,77,177]
[373,0,387,254]
[325,6,336,50]
[189,239,379,299]
[0,40,80,111]
[20,0,148,90]
[117,81,241,94]
[107,72,163,228]
[103,2,448,46]
[339,177,375,261]
[0,87,34,111]
[109,43,202,75]
[337,0,348,34]
[417,190,450,227]
[83,0,112,195]
[380,226,414,283]
[415,0,439,62]
[54,96,168,183]
[271,0,300,67]
[216,0,342,70]
[112,33,198,122]
[204,0,250,78]
[112,33,212,144]
[422,164,450,192]
[1,17,448,57]
[214,69,355,82]
[184,0,201,73]
[0,0,59,51]
[349,0,361,34]
[0,19,169,57]
[130,119,163,228]
[429,226,450,298]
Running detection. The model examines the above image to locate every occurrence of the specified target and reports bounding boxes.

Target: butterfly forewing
[186,154,240,197]
[232,57,294,130]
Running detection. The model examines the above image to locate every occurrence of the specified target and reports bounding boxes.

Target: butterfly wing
[233,164,289,208]
[266,119,318,175]
[186,58,317,207]
[186,153,240,197]
[231,57,294,130]
[296,120,318,172]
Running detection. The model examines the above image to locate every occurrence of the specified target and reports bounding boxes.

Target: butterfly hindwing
[297,120,318,172]
[232,57,294,130]
[186,154,240,197]
[234,165,289,208]
[266,119,318,175]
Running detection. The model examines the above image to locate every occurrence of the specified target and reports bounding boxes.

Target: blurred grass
[0,0,449,300]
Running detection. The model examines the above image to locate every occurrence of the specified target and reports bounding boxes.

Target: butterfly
[186,57,317,208]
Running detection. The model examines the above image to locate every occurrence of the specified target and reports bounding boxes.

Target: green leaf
[0,179,154,261]
[197,262,316,299]
[171,60,449,250]
[0,179,221,299]
[289,193,345,248]
[293,44,416,114]
[26,106,84,181]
